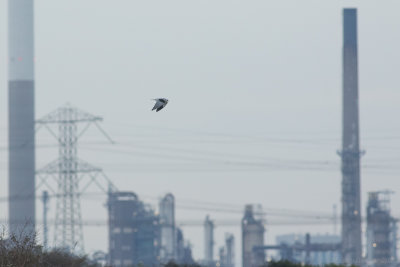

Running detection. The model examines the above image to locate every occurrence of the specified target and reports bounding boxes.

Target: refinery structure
[4,1,400,267]
[107,192,195,266]
[366,191,398,267]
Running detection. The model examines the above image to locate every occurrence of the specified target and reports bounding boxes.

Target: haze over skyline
[1,0,399,264]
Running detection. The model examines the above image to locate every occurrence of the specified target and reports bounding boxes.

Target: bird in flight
[152,98,169,112]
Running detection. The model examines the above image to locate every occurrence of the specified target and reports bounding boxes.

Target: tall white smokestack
[8,0,36,235]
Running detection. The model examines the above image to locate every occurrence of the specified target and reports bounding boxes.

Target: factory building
[366,191,397,267]
[242,205,265,267]
[159,193,176,262]
[107,191,160,267]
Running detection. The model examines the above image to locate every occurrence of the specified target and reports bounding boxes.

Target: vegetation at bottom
[0,229,97,267]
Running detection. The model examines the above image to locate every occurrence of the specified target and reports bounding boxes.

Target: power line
[0,192,332,219]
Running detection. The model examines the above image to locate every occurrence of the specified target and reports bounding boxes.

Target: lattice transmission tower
[36,104,116,254]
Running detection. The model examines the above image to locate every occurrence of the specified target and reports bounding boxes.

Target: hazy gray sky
[1,0,400,263]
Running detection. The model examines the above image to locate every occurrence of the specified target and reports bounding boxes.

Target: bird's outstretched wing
[156,105,165,112]
[152,101,163,111]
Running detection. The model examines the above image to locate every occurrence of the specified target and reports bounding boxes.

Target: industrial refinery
[1,1,399,267]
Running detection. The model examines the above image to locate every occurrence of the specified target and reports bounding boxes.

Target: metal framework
[366,191,396,267]
[36,104,116,254]
[108,191,160,266]
[254,234,341,264]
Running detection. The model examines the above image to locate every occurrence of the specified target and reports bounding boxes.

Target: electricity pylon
[36,104,116,254]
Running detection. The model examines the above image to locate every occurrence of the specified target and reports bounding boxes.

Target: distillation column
[204,215,214,265]
[159,193,176,262]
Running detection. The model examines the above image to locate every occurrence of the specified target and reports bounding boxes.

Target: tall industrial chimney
[340,8,362,265]
[8,0,36,234]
